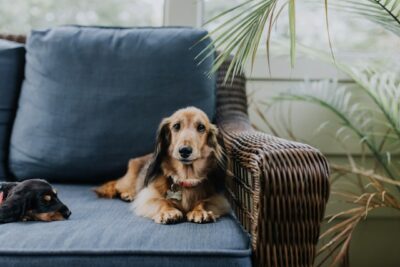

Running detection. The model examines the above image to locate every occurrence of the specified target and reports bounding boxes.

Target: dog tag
[166,190,182,201]
[0,192,3,205]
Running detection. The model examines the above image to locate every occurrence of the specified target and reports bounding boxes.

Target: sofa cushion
[0,40,25,180]
[0,184,251,267]
[9,26,216,182]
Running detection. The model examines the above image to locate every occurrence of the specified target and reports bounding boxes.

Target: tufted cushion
[9,26,215,182]
[0,40,25,180]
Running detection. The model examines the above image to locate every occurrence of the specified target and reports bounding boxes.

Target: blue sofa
[0,27,330,267]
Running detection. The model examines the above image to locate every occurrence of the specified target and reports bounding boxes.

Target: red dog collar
[168,176,202,189]
[177,180,197,188]
[0,191,4,205]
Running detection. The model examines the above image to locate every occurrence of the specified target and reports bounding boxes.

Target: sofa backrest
[0,40,25,181]
[8,26,216,183]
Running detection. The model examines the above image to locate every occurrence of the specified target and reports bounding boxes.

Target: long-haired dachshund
[0,179,71,223]
[95,107,231,224]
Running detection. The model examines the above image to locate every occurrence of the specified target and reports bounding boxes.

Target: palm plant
[265,59,400,266]
[201,0,400,266]
[200,0,400,80]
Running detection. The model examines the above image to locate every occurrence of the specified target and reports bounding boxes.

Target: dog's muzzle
[60,206,71,219]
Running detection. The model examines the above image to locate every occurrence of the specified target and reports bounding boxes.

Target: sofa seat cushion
[0,184,251,267]
[9,26,216,183]
[0,40,25,180]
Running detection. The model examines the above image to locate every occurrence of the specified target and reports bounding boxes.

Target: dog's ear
[0,191,30,224]
[207,124,229,192]
[207,124,219,148]
[207,124,226,168]
[144,118,171,186]
[0,182,19,197]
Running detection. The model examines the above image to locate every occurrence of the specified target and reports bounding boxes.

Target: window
[0,0,164,34]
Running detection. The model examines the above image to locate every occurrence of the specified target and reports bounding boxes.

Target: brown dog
[94,107,230,224]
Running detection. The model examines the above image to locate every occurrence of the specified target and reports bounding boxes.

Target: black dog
[0,179,71,224]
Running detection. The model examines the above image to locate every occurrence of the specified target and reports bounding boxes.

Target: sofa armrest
[0,34,26,43]
[215,60,330,267]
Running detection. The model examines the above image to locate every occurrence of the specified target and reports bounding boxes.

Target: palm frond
[289,0,296,67]
[198,0,400,81]
[294,43,400,144]
[317,168,400,266]
[198,0,294,82]
[324,0,336,62]
[272,80,399,180]
[345,66,400,139]
[333,0,400,36]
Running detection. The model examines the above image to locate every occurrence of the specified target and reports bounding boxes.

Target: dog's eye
[173,123,180,131]
[43,195,52,202]
[197,124,206,132]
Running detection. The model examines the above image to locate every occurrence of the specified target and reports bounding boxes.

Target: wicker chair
[1,34,330,267]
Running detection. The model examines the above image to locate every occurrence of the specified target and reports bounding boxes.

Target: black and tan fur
[0,179,71,223]
[94,107,230,224]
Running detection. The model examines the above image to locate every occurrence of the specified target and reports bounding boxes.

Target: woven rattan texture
[216,58,330,267]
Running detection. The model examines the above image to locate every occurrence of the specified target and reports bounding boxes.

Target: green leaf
[271,79,399,180]
[289,0,296,67]
[332,0,400,36]
[324,0,335,62]
[197,0,279,82]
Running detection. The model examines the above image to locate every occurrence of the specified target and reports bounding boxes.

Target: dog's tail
[94,180,118,199]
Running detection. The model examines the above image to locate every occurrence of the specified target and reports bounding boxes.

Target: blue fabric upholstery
[9,26,216,183]
[0,184,251,267]
[0,40,25,181]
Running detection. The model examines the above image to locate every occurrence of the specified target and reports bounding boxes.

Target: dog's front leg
[187,194,231,223]
[133,186,183,224]
[151,199,183,224]
[187,202,217,223]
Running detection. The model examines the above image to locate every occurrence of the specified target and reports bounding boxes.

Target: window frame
[163,0,203,27]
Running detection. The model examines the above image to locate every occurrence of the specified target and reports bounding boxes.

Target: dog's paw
[93,181,117,199]
[153,209,183,224]
[187,209,216,223]
[120,192,135,202]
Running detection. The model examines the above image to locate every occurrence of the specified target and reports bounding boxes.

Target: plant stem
[372,0,400,26]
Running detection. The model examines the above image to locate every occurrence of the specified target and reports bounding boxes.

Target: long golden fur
[94,107,230,224]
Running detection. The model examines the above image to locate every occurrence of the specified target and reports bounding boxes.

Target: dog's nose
[179,146,192,158]
[65,210,71,218]
[61,207,71,219]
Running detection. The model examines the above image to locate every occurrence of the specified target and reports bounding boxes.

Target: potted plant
[201,0,400,265]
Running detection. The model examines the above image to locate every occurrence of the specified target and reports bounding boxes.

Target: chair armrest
[215,60,330,267]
